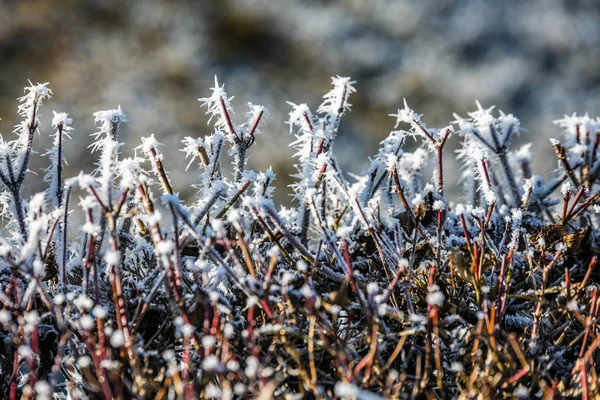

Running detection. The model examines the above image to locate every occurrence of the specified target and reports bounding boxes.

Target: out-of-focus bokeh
[1,0,599,202]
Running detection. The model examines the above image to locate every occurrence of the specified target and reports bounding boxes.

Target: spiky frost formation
[1,79,600,399]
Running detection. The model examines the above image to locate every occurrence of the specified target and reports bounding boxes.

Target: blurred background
[1,0,599,203]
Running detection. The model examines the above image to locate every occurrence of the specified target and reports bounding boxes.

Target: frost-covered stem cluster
[0,78,600,399]
[453,102,528,208]
[391,100,453,197]
[199,77,266,183]
[92,108,125,202]
[0,83,52,240]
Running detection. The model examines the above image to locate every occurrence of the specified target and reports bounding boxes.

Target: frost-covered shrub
[0,78,599,399]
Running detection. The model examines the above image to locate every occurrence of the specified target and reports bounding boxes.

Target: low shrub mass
[0,77,599,399]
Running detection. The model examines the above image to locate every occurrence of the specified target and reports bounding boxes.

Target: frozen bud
[100,359,121,370]
[426,291,445,307]
[68,172,95,189]
[77,356,92,368]
[208,291,219,303]
[287,102,313,133]
[224,324,235,338]
[93,106,128,130]
[28,193,46,212]
[74,295,93,310]
[79,315,94,330]
[156,240,174,255]
[196,260,209,271]
[34,381,51,400]
[398,258,409,270]
[33,259,43,276]
[514,386,529,399]
[367,282,379,295]
[266,245,279,258]
[300,284,314,298]
[136,134,162,157]
[0,244,11,257]
[105,251,120,266]
[244,356,259,379]
[93,306,107,319]
[0,310,11,324]
[205,384,222,398]
[450,362,464,372]
[148,210,162,224]
[432,200,445,211]
[296,260,308,272]
[567,300,579,312]
[561,181,573,196]
[334,382,358,398]
[110,331,125,348]
[227,360,240,372]
[82,222,101,236]
[18,345,33,357]
[181,324,195,338]
[409,314,427,324]
[282,272,295,285]
[392,98,423,126]
[337,226,353,240]
[202,335,216,348]
[24,311,39,333]
[226,208,241,227]
[318,76,356,117]
[202,355,220,372]
[555,242,567,253]
[234,383,246,395]
[211,219,225,233]
[162,350,175,362]
[78,196,96,210]
[246,296,259,308]
[412,194,424,207]
[53,293,65,306]
[385,153,399,171]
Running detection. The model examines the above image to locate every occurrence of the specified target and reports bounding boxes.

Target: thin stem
[60,186,71,294]
[150,146,174,195]
[498,149,522,207]
[216,180,251,219]
[235,144,247,182]
[219,97,238,139]
[16,98,39,185]
[56,123,64,207]
[247,109,264,139]
[553,141,581,188]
